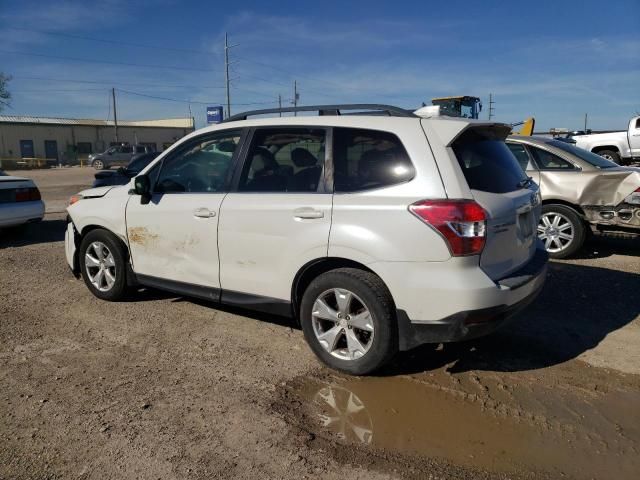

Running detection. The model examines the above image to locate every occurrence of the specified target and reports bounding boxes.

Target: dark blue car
[92,152,160,187]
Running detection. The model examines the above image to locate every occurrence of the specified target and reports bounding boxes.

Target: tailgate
[451,125,541,281]
[472,188,539,280]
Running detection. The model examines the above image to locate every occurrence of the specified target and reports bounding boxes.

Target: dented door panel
[125,193,224,288]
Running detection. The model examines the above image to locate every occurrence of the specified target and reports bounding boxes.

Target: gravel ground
[1,167,639,479]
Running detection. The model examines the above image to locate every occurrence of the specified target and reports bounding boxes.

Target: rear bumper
[0,201,45,227]
[388,247,548,350]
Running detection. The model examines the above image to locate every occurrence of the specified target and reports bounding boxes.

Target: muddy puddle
[279,372,640,479]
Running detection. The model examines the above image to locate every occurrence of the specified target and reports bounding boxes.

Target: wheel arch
[541,199,586,217]
[591,145,621,154]
[291,257,390,323]
[76,224,132,278]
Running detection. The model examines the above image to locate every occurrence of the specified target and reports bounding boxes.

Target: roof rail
[224,104,416,122]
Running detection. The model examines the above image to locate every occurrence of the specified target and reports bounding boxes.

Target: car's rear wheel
[597,149,621,164]
[300,268,398,375]
[79,229,128,300]
[538,204,586,259]
[92,159,105,170]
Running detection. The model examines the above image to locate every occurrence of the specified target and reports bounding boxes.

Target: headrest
[252,147,277,169]
[291,148,317,167]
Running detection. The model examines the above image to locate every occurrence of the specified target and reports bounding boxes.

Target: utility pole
[112,87,118,143]
[278,94,282,116]
[224,33,231,118]
[488,93,495,121]
[293,80,299,116]
[584,113,588,131]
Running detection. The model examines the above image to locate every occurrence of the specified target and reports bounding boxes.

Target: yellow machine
[511,117,536,136]
[431,96,482,119]
[431,96,535,136]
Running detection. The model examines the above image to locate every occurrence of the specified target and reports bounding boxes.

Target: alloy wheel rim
[94,160,103,169]
[311,288,374,361]
[85,241,116,292]
[538,212,574,253]
[601,153,614,161]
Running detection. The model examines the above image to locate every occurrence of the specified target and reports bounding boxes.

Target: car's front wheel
[538,204,586,259]
[79,229,128,300]
[300,268,398,375]
[92,159,105,170]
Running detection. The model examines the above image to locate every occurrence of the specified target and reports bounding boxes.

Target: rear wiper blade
[517,176,533,189]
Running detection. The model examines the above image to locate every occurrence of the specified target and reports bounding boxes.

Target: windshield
[127,156,154,173]
[548,140,618,168]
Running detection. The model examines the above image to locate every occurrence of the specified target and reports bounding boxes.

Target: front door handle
[294,207,324,219]
[193,207,216,218]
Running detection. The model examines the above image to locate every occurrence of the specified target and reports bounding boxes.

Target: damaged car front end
[507,136,640,258]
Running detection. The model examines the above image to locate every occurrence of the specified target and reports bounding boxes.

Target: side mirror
[134,174,151,204]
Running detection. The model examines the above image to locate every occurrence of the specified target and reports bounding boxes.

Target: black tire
[300,268,398,375]
[79,229,128,301]
[92,159,106,170]
[539,204,586,259]
[597,149,621,164]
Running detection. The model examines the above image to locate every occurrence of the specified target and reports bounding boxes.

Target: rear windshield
[452,128,528,193]
[548,139,618,168]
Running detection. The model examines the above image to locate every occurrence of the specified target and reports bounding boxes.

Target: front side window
[506,142,534,171]
[333,128,414,192]
[121,146,133,154]
[238,128,326,192]
[529,146,576,170]
[154,130,241,193]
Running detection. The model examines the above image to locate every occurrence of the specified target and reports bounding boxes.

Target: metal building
[0,115,195,168]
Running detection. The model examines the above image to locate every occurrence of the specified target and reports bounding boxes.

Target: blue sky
[0,0,638,130]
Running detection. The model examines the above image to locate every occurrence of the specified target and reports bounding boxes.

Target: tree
[0,73,11,112]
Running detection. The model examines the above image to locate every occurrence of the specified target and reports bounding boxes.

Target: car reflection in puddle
[291,374,640,480]
[315,384,373,445]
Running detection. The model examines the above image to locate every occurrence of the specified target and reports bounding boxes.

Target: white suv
[65,104,547,375]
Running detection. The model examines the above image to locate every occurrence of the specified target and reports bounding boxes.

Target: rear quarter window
[452,128,527,194]
[333,128,415,192]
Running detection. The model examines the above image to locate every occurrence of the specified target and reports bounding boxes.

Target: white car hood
[77,185,118,198]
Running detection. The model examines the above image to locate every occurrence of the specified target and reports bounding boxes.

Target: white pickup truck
[572,116,640,165]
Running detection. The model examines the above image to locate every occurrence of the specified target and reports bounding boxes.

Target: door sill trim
[135,274,292,317]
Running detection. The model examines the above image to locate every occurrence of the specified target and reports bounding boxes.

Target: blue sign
[207,106,224,124]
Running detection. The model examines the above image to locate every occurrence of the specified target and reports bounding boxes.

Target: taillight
[409,199,487,256]
[15,187,41,202]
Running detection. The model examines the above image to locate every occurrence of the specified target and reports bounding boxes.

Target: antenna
[488,93,496,121]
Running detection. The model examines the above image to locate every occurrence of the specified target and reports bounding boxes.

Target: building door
[20,140,34,158]
[44,140,58,160]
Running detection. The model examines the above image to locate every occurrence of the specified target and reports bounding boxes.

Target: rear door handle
[294,207,324,219]
[193,207,216,218]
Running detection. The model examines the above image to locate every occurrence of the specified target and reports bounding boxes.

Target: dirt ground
[1,167,639,480]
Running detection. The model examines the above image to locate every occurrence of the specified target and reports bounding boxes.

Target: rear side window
[506,143,534,171]
[452,129,527,193]
[333,128,414,192]
[529,146,576,170]
[238,128,326,192]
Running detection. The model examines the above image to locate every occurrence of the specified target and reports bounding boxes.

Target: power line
[13,87,107,93]
[115,88,276,106]
[0,49,218,73]
[12,75,226,90]
[4,26,213,55]
[237,56,399,99]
